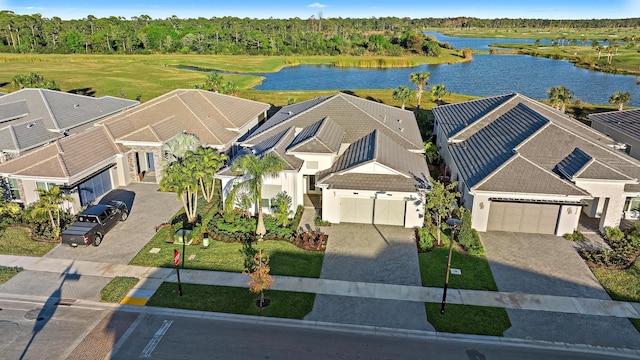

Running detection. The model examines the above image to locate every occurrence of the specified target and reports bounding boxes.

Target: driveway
[44,183,183,265]
[480,231,640,348]
[304,223,433,331]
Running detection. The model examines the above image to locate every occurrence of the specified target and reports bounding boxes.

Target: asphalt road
[0,296,635,360]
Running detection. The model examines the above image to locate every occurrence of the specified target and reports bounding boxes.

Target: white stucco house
[217,92,431,228]
[0,89,270,212]
[432,93,640,235]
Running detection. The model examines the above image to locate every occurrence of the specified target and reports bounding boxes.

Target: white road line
[140,320,173,358]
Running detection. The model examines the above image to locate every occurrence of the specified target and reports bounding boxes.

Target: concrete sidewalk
[1,254,639,320]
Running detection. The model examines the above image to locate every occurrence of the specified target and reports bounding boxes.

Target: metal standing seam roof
[556,148,593,179]
[286,117,345,154]
[449,103,550,188]
[243,92,423,151]
[317,129,430,192]
[588,109,640,140]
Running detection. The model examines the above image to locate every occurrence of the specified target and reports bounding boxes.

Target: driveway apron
[480,231,640,348]
[305,224,433,331]
[44,183,183,265]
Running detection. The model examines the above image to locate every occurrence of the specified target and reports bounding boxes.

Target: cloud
[308,2,326,9]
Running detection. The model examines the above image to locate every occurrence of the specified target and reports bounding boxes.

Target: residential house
[432,93,640,235]
[588,109,640,159]
[0,89,270,212]
[217,92,430,228]
[0,88,138,162]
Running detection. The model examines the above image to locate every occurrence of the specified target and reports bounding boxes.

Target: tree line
[1,11,638,56]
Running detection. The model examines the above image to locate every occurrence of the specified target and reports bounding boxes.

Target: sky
[3,0,640,20]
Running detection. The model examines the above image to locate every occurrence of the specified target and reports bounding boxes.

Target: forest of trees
[1,11,638,56]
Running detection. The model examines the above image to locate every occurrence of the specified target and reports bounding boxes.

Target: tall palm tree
[225,153,286,238]
[546,85,574,113]
[31,186,74,239]
[160,157,199,223]
[392,85,414,110]
[188,147,228,203]
[409,71,431,109]
[609,91,631,111]
[430,83,450,106]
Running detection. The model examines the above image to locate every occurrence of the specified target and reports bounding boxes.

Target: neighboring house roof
[0,126,120,183]
[435,93,640,196]
[243,92,423,151]
[0,88,138,154]
[98,89,269,147]
[588,108,640,140]
[317,129,430,193]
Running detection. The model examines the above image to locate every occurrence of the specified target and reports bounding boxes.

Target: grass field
[0,52,464,102]
[0,226,56,257]
[0,266,22,284]
[100,276,140,303]
[425,303,511,336]
[147,283,315,319]
[590,259,640,303]
[129,227,324,278]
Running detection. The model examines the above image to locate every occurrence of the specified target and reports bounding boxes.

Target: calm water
[424,32,556,50]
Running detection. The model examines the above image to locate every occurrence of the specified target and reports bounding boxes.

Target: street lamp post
[441,218,462,315]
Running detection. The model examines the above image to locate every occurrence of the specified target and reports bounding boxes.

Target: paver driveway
[480,231,640,348]
[44,183,183,264]
[305,223,433,331]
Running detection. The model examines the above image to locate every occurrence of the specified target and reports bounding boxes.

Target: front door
[146,152,155,171]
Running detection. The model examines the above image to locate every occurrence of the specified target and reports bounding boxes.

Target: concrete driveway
[304,223,433,331]
[480,231,640,348]
[44,183,183,265]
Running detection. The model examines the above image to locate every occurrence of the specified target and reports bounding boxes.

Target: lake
[253,33,640,107]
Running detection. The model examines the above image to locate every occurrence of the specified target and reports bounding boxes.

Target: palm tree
[12,74,27,89]
[546,85,574,113]
[430,83,450,106]
[392,85,414,110]
[225,153,286,239]
[188,147,228,203]
[31,186,74,239]
[423,139,439,164]
[160,157,199,223]
[220,81,240,96]
[203,72,224,92]
[409,71,431,109]
[609,91,631,111]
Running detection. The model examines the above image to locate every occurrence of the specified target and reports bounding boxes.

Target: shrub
[564,230,586,242]
[292,230,326,251]
[314,215,331,227]
[417,227,434,252]
[270,191,293,226]
[603,226,624,242]
[457,208,483,255]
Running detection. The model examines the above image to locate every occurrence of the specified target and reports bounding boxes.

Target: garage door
[374,199,406,226]
[78,168,113,206]
[487,202,559,234]
[340,198,374,224]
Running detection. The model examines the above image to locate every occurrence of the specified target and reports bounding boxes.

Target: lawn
[0,266,22,284]
[590,259,640,303]
[147,283,315,319]
[419,235,498,291]
[425,303,511,336]
[129,227,324,278]
[0,226,56,257]
[100,276,140,303]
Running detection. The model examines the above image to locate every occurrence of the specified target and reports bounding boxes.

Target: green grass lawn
[0,266,22,284]
[100,276,140,303]
[0,226,56,257]
[129,227,324,278]
[425,303,511,336]
[147,283,315,319]
[590,259,640,303]
[419,236,498,291]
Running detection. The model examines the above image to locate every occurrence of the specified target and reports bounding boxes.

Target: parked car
[60,200,128,247]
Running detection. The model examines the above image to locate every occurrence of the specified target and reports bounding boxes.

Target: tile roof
[317,130,430,192]
[98,89,269,147]
[436,93,640,196]
[243,92,423,151]
[0,126,119,180]
[588,109,640,140]
[0,89,137,153]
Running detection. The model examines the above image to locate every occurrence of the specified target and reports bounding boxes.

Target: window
[625,197,640,212]
[36,182,57,191]
[7,178,20,200]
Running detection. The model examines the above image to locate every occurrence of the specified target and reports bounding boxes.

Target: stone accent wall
[125,146,163,184]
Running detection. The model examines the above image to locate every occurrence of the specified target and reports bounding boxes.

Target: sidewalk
[1,254,639,319]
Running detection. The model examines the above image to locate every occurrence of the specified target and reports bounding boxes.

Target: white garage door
[374,199,406,226]
[487,202,560,234]
[340,198,374,224]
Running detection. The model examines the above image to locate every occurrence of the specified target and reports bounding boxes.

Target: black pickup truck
[60,200,128,247]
